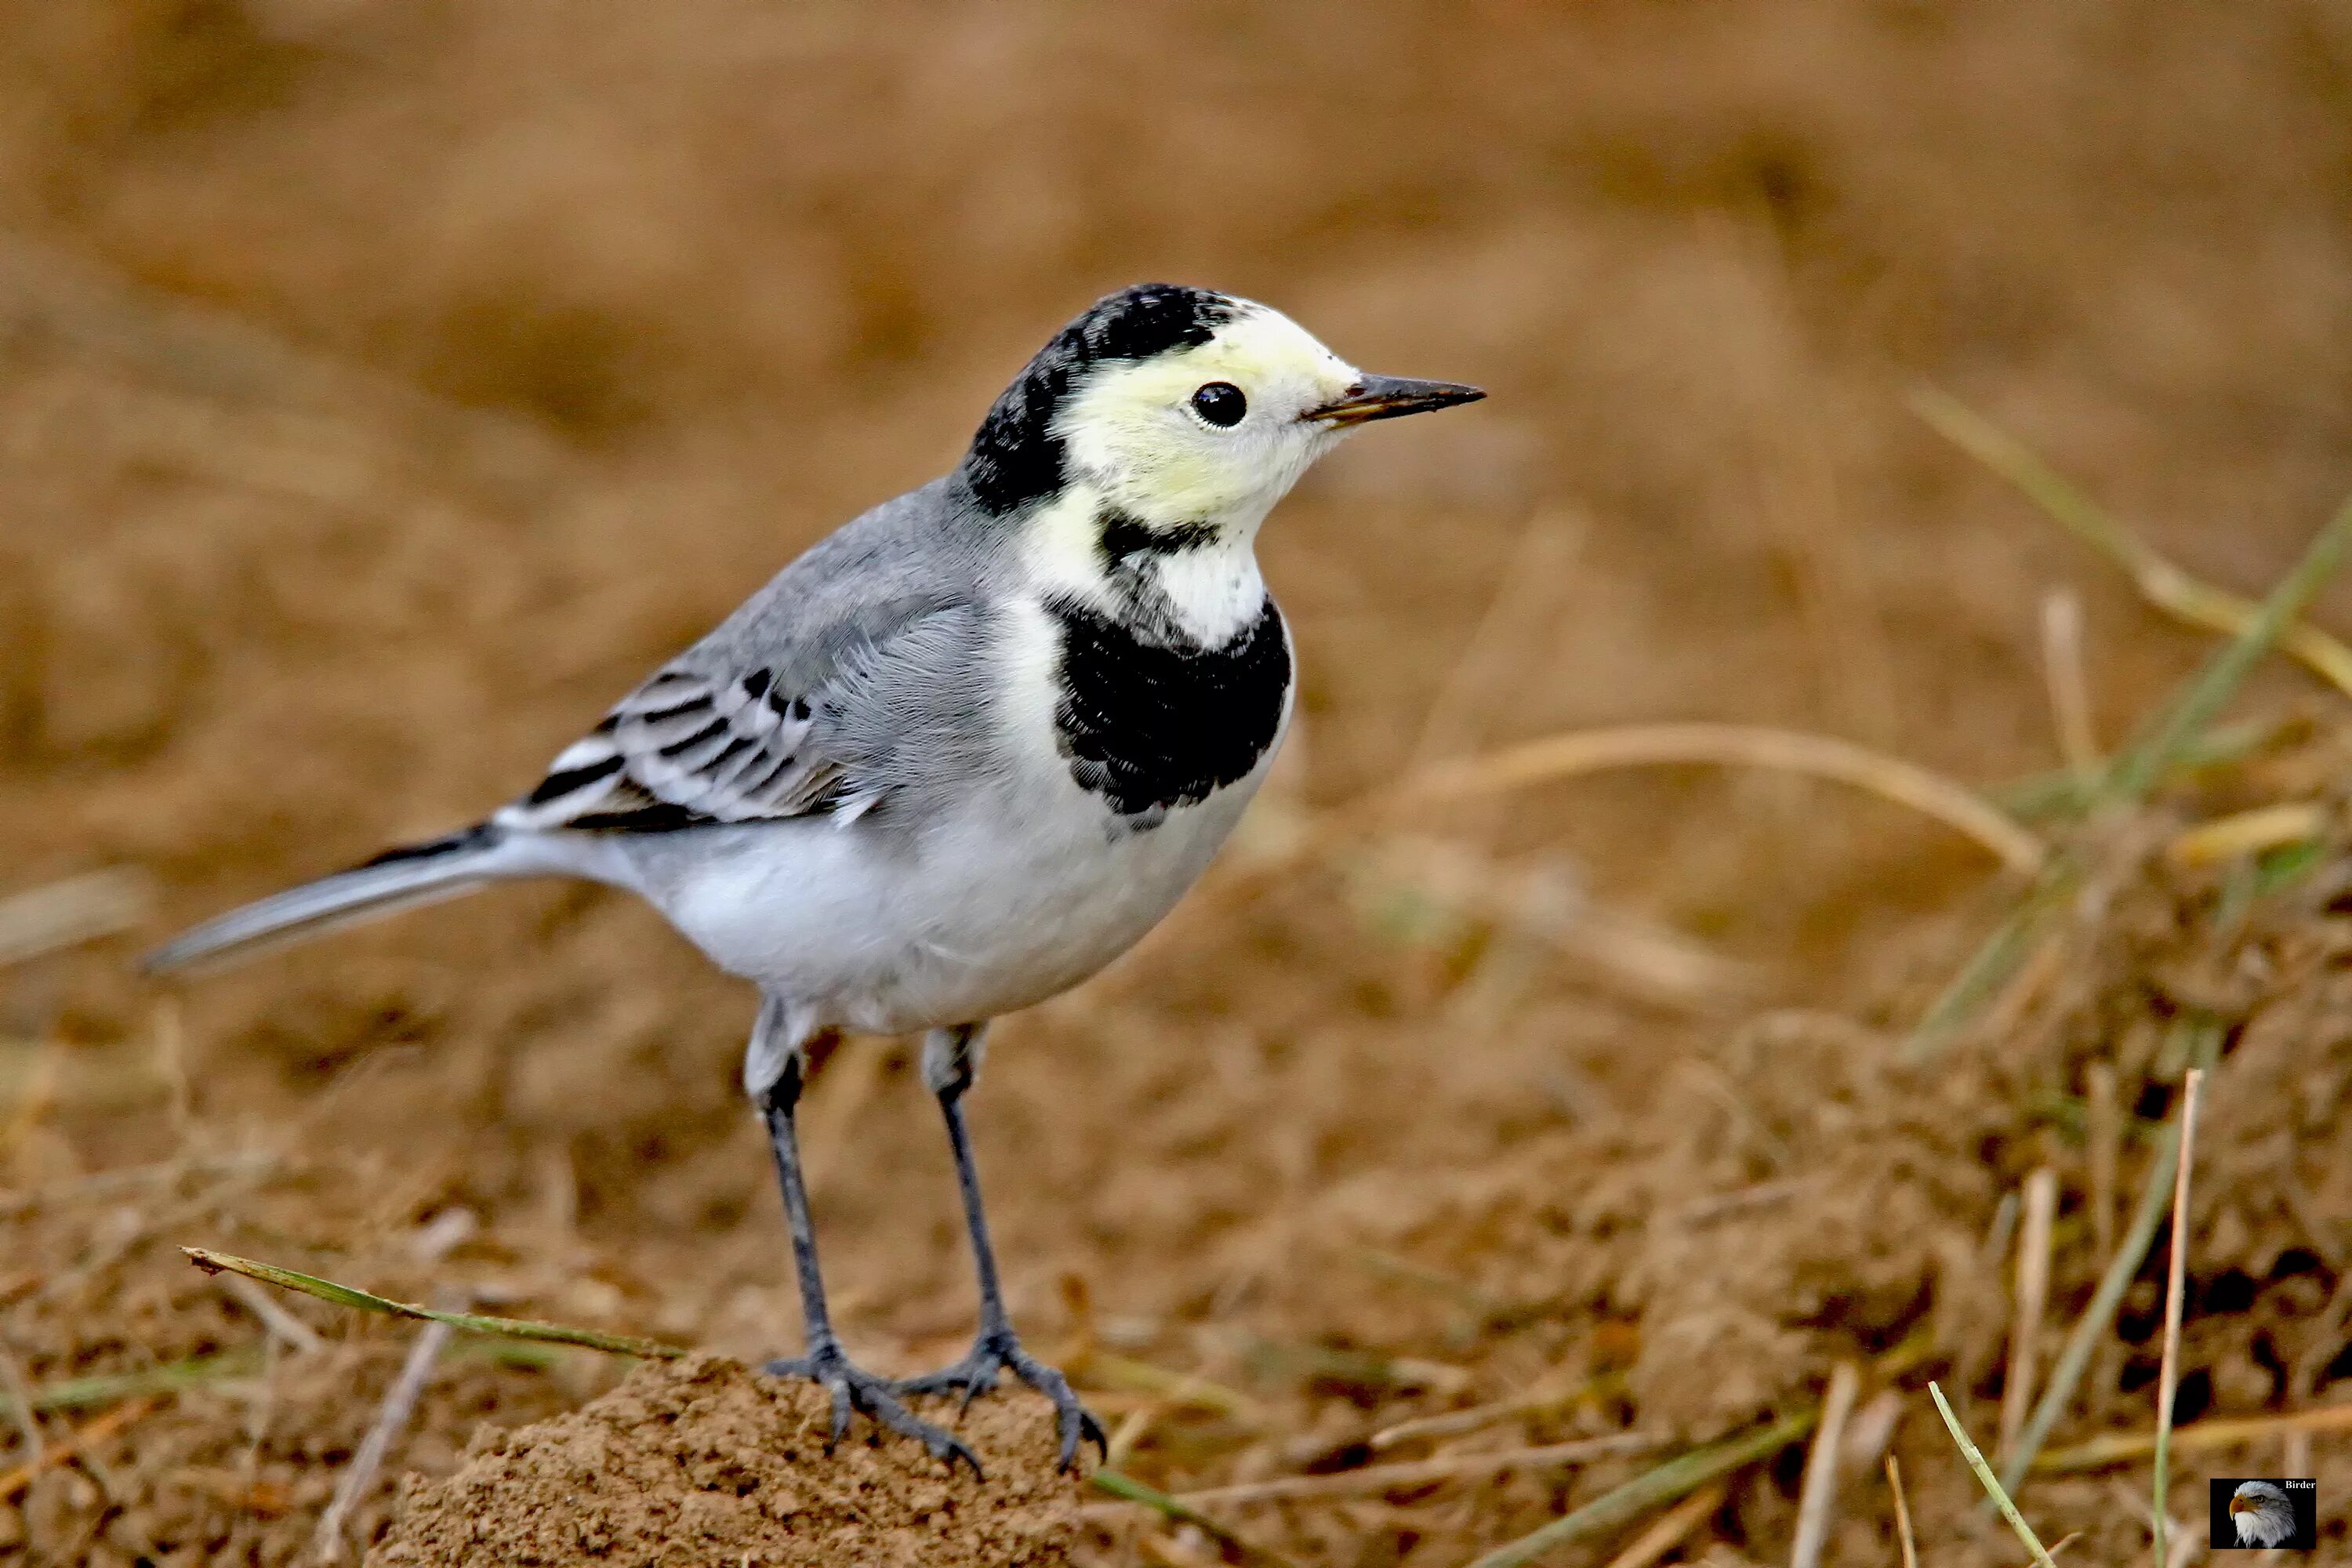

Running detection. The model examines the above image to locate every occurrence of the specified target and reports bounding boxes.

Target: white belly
[623,757,1272,1036]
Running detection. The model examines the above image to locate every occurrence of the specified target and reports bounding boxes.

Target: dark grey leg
[752,1000,978,1475]
[895,1023,1105,1471]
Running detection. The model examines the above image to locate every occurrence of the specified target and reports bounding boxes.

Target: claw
[763,1348,984,1479]
[895,1330,1105,1473]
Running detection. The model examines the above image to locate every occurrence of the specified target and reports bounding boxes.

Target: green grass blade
[183,1247,683,1359]
[1928,1381,2059,1568]
[1461,1408,1816,1568]
[1091,1468,1296,1568]
[2098,492,2352,805]
[1,1348,263,1420]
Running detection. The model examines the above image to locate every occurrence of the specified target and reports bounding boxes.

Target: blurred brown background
[6,3,2352,1563]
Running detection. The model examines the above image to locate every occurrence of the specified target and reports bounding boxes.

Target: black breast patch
[1049,596,1291,822]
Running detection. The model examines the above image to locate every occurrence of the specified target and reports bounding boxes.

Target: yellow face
[1051,303,1363,528]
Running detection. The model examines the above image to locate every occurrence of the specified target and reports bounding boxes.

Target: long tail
[144,823,528,975]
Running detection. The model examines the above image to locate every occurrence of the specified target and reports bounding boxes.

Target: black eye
[1189,382,1247,427]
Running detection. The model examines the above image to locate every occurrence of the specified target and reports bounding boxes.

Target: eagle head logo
[2229,1480,2298,1548]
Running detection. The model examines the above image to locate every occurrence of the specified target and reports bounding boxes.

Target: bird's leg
[752,1004,978,1475]
[895,1023,1105,1471]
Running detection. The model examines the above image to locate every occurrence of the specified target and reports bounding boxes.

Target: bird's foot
[895,1327,1106,1472]
[763,1343,982,1477]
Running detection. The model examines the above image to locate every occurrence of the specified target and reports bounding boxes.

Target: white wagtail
[149,283,1483,1474]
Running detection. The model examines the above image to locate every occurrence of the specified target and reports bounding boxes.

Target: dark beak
[1302,373,1486,427]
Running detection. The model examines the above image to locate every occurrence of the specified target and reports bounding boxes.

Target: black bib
[1048,596,1290,822]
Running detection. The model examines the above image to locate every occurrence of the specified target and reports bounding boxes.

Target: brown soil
[371,1356,1079,1568]
[8,2,2352,1565]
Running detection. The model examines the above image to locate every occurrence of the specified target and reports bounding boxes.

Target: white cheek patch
[1053,306,1359,528]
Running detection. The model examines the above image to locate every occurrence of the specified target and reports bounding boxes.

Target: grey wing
[495,602,989,833]
[494,479,998,834]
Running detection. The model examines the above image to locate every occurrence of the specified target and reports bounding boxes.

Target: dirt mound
[371,1355,1080,1568]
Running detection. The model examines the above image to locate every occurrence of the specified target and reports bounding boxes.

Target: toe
[826,1380,855,1441]
[936,1433,985,1479]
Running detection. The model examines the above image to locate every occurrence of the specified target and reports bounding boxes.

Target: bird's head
[960,282,1483,532]
[2230,1481,2297,1547]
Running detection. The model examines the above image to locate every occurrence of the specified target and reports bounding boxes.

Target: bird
[146,281,1483,1475]
[2229,1479,2298,1548]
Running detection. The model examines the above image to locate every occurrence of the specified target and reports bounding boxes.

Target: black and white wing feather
[497,665,845,832]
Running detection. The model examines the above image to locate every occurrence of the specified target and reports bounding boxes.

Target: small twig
[1913,388,2352,697]
[2002,1168,2060,1457]
[0,1395,161,1501]
[1461,1409,1817,1568]
[1395,722,2044,873]
[1174,1431,1665,1507]
[1091,1468,1295,1568]
[1789,1361,1860,1568]
[1886,1454,1918,1568]
[2151,1070,2203,1567]
[2040,589,2101,779]
[1928,1381,2059,1568]
[183,1249,682,1359]
[314,1313,455,1562]
[1601,1480,1724,1568]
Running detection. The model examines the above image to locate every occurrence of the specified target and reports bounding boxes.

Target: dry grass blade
[1928,1381,2059,1568]
[1367,1378,1596,1454]
[2099,492,2352,804]
[2034,1401,2352,1472]
[2002,1167,2060,1457]
[1461,1408,1817,1568]
[2001,1026,2219,1492]
[0,1394,161,1501]
[2165,802,2328,867]
[1911,488,2352,1057]
[183,1248,683,1359]
[1789,1361,1860,1568]
[220,1273,326,1356]
[2151,1069,2205,1566]
[1600,1480,1724,1568]
[1174,1431,1665,1507]
[0,1149,277,1218]
[2040,588,2101,779]
[1912,388,2352,697]
[0,867,156,969]
[1395,722,2045,872]
[1070,1348,1266,1424]
[1091,1468,1297,1568]
[314,1316,455,1562]
[1886,1454,1918,1568]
